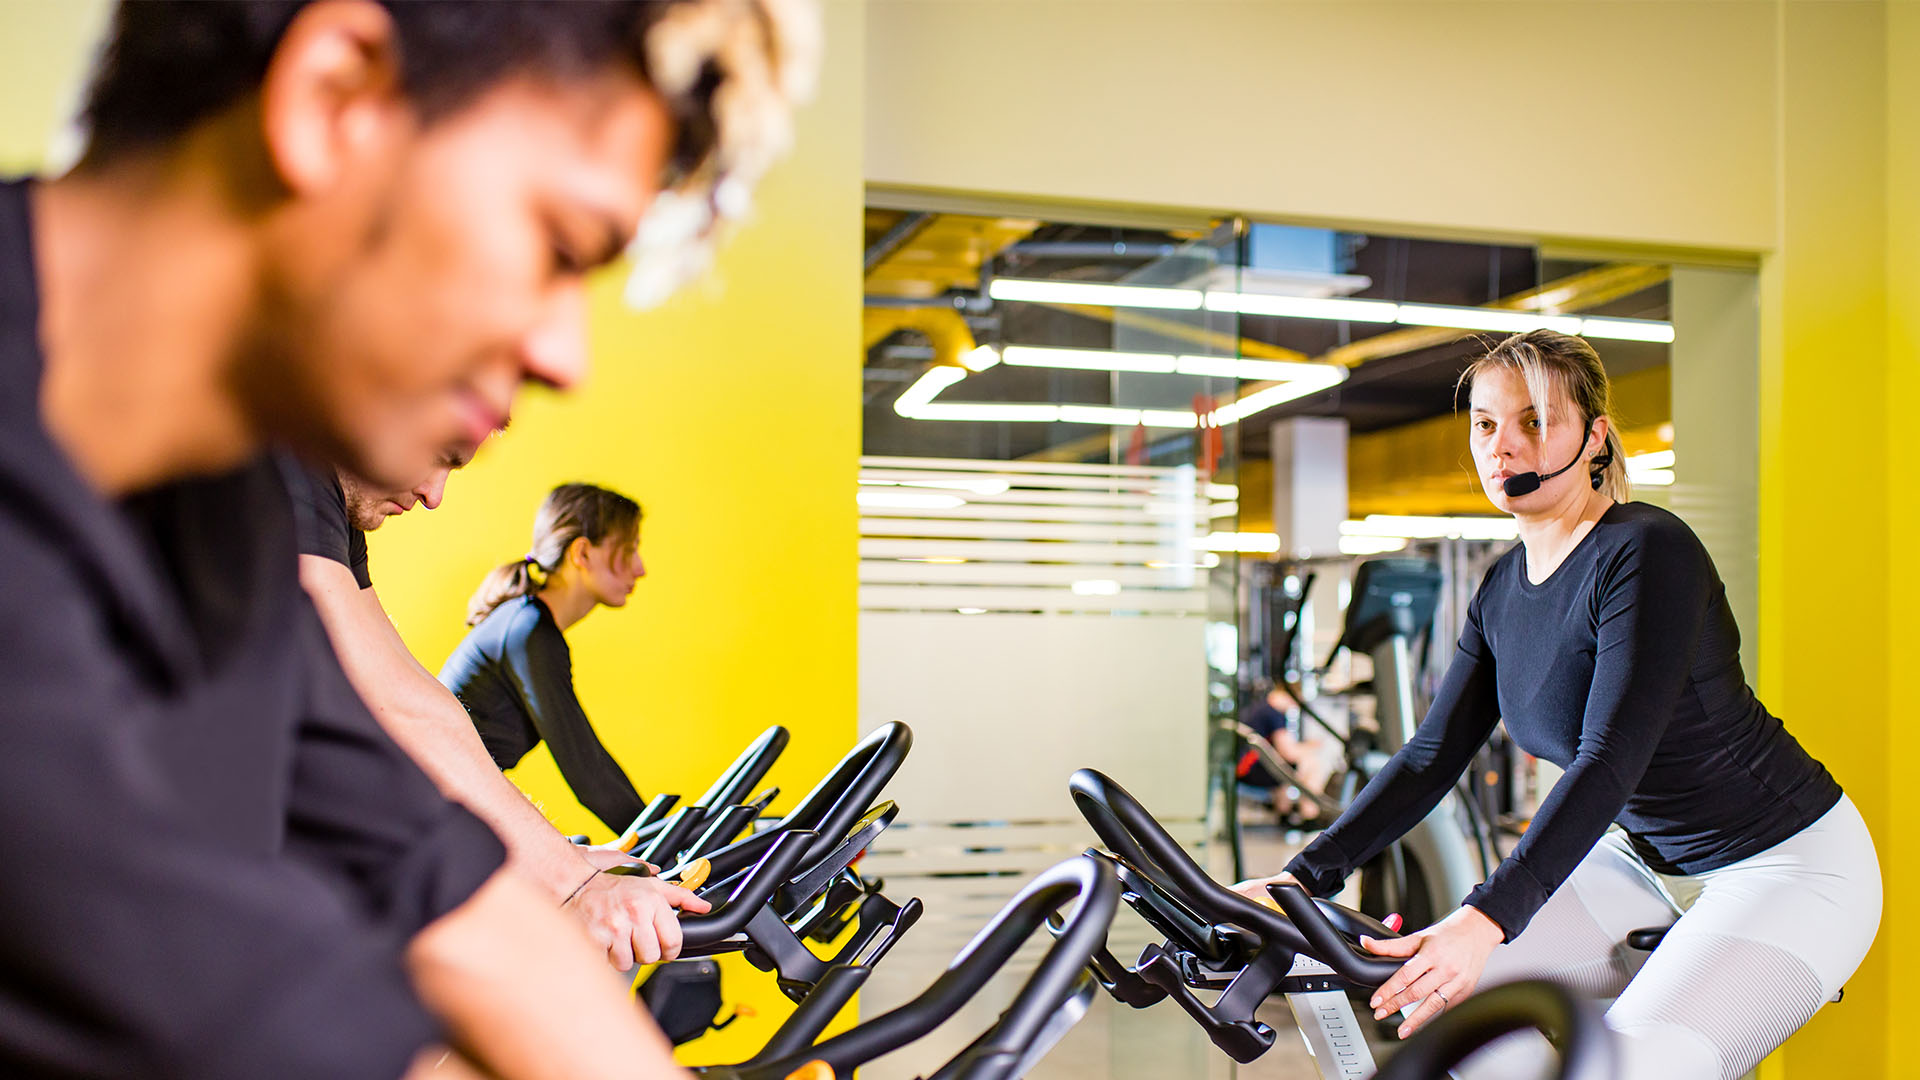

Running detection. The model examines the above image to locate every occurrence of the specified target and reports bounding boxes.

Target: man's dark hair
[79,1,719,178]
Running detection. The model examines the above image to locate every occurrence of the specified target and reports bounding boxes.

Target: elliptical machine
[1242,557,1497,930]
[1335,559,1493,930]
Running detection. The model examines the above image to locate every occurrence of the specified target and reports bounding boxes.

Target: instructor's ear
[259,0,409,196]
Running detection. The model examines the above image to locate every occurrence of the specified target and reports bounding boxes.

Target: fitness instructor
[291,454,707,971]
[1233,330,1880,1079]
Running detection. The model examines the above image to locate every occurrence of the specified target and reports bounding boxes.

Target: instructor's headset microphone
[1500,423,1615,499]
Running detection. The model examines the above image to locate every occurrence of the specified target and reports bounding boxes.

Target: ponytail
[466,484,642,626]
[466,555,545,626]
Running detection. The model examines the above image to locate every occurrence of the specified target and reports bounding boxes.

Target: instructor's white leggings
[1453,796,1880,1080]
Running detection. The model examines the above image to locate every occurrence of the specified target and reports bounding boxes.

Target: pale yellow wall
[0,0,111,172]
[867,0,1778,253]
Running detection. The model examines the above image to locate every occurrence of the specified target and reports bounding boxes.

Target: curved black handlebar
[1373,980,1615,1080]
[693,725,790,813]
[712,854,1119,1080]
[620,726,787,852]
[674,830,817,949]
[1069,768,1403,986]
[703,722,913,882]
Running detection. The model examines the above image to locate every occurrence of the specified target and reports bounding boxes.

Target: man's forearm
[410,873,689,1080]
[373,688,597,899]
[300,560,597,901]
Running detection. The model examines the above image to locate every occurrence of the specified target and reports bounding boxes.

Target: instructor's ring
[1433,990,1450,1008]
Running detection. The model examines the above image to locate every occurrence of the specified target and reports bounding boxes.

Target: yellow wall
[1884,5,1920,1079]
[1755,6,1889,1075]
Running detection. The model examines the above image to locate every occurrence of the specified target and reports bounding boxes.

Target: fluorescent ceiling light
[1341,515,1520,540]
[894,365,968,416]
[911,402,1062,423]
[897,556,968,564]
[1202,531,1282,553]
[1205,484,1239,499]
[1139,409,1200,429]
[1070,579,1123,596]
[1174,354,1358,382]
[1626,449,1676,486]
[1581,317,1676,344]
[1395,305,1584,335]
[1210,365,1349,425]
[857,490,966,510]
[989,280,1673,343]
[1339,535,1410,556]
[897,352,1343,428]
[988,278,1203,310]
[1205,291,1399,324]
[1209,501,1239,519]
[960,344,1002,371]
[956,607,988,615]
[1058,405,1145,426]
[1003,345,1176,374]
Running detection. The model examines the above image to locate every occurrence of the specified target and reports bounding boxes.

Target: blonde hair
[1457,330,1631,503]
[467,483,642,626]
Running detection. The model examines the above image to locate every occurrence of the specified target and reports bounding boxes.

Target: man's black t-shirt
[0,179,505,1077]
[287,461,372,588]
[441,594,647,832]
[1287,503,1842,940]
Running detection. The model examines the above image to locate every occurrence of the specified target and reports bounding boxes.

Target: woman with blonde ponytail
[1233,330,1879,1078]
[442,483,650,832]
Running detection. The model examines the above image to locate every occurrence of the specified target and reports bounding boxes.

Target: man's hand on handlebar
[1228,871,1302,906]
[564,869,712,970]
[1362,903,1504,1039]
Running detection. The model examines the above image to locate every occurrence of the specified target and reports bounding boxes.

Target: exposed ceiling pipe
[864,211,934,274]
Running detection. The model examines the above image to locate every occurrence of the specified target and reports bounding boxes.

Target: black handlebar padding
[687,804,759,861]
[703,723,912,881]
[679,830,818,948]
[1069,768,1403,987]
[692,726,790,815]
[1371,980,1616,1080]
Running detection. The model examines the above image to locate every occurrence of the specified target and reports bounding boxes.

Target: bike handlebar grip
[674,858,713,892]
[1269,884,1404,986]
[681,831,818,948]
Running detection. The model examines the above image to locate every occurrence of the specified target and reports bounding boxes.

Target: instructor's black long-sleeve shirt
[440,595,647,832]
[1286,502,1841,940]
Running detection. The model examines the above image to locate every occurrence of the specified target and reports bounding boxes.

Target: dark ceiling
[862,217,1672,464]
